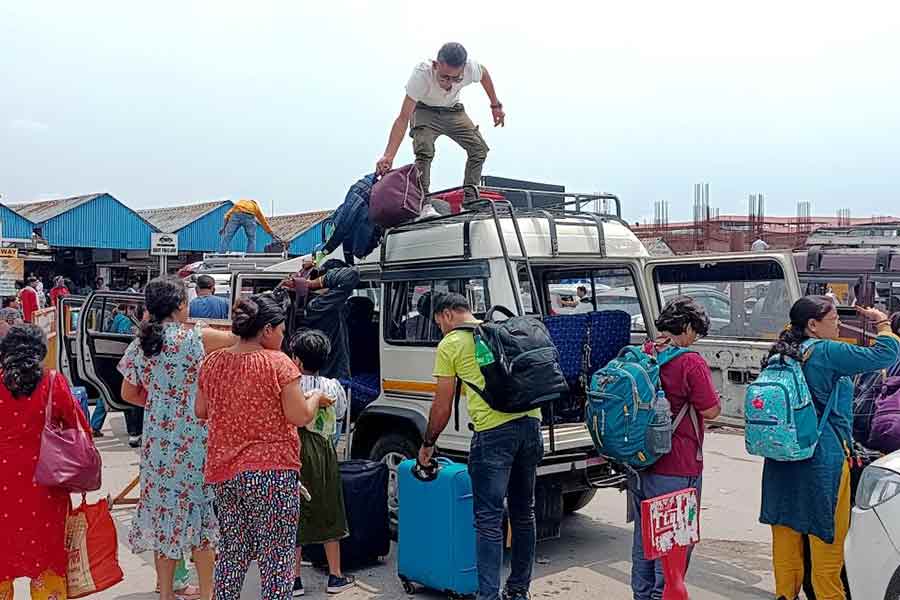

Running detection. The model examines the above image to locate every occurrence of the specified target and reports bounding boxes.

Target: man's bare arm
[376,96,418,174]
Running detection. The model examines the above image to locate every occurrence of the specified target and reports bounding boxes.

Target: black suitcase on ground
[303,459,391,570]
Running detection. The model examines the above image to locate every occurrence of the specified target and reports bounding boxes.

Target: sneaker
[417,204,441,221]
[92,429,105,438]
[503,590,531,600]
[326,574,355,594]
[292,577,305,597]
[128,435,141,448]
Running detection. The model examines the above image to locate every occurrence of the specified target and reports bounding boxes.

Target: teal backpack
[744,339,836,461]
[586,344,696,469]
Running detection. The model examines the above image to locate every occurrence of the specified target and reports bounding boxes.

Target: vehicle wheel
[563,489,597,514]
[370,433,419,538]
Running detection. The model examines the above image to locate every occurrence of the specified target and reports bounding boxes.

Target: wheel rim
[381,451,408,529]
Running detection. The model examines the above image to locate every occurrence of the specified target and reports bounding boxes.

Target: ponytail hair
[138,276,187,357]
[763,295,834,367]
[0,324,47,397]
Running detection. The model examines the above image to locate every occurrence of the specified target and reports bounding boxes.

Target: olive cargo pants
[410,102,489,203]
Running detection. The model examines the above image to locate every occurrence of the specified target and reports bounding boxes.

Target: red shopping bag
[65,495,124,598]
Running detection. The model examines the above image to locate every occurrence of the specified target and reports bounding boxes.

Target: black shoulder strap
[454,378,463,431]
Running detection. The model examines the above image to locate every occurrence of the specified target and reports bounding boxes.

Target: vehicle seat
[340,373,381,421]
[543,313,590,389]
[586,310,632,374]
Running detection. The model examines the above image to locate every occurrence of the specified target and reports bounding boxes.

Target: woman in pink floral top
[117,277,234,600]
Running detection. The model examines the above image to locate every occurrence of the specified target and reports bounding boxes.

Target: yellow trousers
[0,571,67,600]
[771,461,851,600]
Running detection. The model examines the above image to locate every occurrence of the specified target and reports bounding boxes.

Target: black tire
[563,489,597,514]
[370,433,420,539]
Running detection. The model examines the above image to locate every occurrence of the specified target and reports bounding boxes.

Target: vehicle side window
[653,260,789,340]
[542,268,645,332]
[235,277,282,300]
[84,297,144,336]
[874,279,900,314]
[385,278,489,345]
[803,279,862,307]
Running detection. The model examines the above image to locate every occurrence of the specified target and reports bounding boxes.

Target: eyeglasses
[435,72,464,84]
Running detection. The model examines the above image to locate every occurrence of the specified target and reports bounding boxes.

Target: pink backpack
[368,164,424,228]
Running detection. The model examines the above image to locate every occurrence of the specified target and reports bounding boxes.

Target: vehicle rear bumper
[537,450,626,492]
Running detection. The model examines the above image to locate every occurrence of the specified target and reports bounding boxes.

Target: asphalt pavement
[16,417,780,599]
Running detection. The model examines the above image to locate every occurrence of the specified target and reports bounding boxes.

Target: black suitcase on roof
[303,459,391,569]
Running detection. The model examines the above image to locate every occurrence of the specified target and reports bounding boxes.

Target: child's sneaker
[292,577,305,597]
[326,574,356,594]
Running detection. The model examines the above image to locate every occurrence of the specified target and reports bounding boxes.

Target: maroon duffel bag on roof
[369,164,424,228]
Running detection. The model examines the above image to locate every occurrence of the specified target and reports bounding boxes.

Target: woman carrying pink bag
[0,324,98,599]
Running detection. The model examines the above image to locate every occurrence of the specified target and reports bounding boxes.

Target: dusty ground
[16,418,779,599]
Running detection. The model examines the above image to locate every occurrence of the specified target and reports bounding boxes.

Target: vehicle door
[380,264,493,456]
[56,295,101,395]
[77,291,144,411]
[642,254,802,426]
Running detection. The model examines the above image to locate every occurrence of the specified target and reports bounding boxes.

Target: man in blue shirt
[189,275,230,320]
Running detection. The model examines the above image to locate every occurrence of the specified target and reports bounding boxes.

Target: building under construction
[635,187,900,254]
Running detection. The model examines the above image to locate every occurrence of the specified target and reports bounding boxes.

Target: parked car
[845,449,900,599]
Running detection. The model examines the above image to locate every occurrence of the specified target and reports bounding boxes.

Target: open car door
[56,296,88,387]
[77,291,143,411]
[643,253,802,426]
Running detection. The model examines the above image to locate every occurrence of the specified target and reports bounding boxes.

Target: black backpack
[453,306,569,429]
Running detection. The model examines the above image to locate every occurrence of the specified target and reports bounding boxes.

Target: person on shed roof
[218,199,282,254]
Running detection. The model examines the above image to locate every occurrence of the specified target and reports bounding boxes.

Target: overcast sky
[2,1,899,223]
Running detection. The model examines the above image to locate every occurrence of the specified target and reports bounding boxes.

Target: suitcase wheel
[400,578,417,595]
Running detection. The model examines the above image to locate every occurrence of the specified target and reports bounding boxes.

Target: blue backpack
[586,345,695,469]
[744,339,836,461]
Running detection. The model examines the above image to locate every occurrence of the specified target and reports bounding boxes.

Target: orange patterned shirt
[199,348,301,483]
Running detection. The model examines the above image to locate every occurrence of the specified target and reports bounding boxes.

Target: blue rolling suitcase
[397,458,477,597]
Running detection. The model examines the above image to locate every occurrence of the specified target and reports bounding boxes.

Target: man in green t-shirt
[417,293,543,600]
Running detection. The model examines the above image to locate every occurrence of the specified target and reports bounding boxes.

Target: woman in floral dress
[118,277,234,600]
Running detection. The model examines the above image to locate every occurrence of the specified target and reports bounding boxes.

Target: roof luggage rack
[200,252,289,272]
[381,185,625,317]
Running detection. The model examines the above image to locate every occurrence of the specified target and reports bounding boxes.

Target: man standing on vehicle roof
[376,42,505,219]
[418,292,543,600]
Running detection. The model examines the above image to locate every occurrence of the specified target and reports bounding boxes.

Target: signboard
[641,487,700,560]
[150,232,179,256]
[0,248,18,258]
[0,256,24,297]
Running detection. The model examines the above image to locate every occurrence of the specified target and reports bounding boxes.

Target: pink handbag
[368,164,425,227]
[34,372,102,493]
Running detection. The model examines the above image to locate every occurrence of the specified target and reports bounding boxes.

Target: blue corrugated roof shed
[11,193,158,250]
[0,204,36,241]
[265,210,332,256]
[139,200,240,252]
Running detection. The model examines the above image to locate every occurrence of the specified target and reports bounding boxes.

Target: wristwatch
[422,438,436,449]
[491,103,503,109]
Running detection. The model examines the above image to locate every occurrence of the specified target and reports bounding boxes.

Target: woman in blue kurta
[760,296,900,600]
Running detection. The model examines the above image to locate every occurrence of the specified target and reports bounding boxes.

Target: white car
[846,450,900,600]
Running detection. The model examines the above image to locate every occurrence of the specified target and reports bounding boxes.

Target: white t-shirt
[405,59,483,108]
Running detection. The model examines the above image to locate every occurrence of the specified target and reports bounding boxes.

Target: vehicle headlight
[856,466,900,510]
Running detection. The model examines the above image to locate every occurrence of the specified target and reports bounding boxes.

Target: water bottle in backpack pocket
[647,390,673,455]
[744,339,837,462]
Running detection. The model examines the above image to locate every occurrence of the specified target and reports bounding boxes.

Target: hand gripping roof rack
[381,185,624,318]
